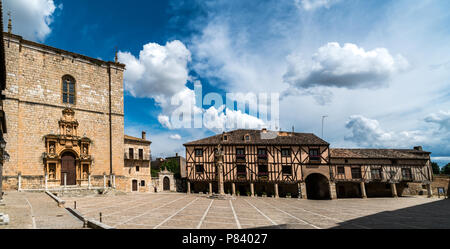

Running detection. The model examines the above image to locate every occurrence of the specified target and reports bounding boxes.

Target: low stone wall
[431,175,450,196]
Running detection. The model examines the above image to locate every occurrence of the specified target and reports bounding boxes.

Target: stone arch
[305,173,331,200]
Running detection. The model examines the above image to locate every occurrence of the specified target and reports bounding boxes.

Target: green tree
[161,159,181,179]
[442,163,450,175]
[431,162,441,175]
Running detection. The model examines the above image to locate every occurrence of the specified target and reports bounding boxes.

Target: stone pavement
[64,193,450,229]
[0,191,84,229]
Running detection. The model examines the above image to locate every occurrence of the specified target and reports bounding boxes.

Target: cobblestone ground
[0,191,84,229]
[64,193,450,229]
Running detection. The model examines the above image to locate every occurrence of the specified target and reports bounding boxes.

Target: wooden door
[132,180,138,191]
[163,177,170,191]
[61,154,76,185]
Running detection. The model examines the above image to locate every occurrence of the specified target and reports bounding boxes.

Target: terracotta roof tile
[330,148,430,159]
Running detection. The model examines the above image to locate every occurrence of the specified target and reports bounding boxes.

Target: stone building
[124,132,152,192]
[184,129,433,199]
[1,31,128,191]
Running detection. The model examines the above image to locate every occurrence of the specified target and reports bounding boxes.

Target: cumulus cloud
[118,40,192,99]
[344,115,426,148]
[3,0,62,41]
[295,0,341,11]
[169,134,182,140]
[119,40,265,131]
[284,42,409,90]
[203,105,266,133]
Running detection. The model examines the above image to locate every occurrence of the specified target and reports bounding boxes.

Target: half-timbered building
[184,129,433,199]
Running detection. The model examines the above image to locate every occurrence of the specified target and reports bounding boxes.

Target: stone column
[88,174,91,190]
[103,174,106,189]
[18,173,22,191]
[209,182,213,195]
[232,183,236,196]
[427,183,433,197]
[187,181,191,194]
[390,183,398,198]
[113,175,116,189]
[45,173,48,191]
[250,183,255,197]
[360,182,367,199]
[298,182,307,199]
[329,181,337,200]
[64,173,67,190]
[274,183,279,198]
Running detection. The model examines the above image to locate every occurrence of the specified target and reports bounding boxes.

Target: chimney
[176,153,178,157]
[414,146,423,151]
[142,131,146,140]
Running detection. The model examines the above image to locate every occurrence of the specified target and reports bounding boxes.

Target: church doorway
[305,173,331,200]
[163,177,170,191]
[61,152,76,185]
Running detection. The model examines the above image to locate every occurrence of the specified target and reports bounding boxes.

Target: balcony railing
[236,154,246,160]
[309,156,321,163]
[257,154,268,160]
[124,153,150,161]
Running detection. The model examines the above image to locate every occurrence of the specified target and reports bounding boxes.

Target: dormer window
[223,135,228,141]
[244,134,250,141]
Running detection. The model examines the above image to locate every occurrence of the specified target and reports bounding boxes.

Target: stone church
[1,29,150,192]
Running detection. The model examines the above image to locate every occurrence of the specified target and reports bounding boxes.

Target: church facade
[1,32,129,191]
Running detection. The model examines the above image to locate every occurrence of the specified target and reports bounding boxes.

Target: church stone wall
[2,33,126,190]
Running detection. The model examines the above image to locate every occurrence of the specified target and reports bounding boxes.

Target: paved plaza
[63,193,450,229]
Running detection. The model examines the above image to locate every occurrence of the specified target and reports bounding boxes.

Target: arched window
[62,75,76,105]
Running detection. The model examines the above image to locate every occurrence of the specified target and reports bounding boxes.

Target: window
[195,149,203,157]
[237,165,246,177]
[136,166,140,172]
[62,75,76,105]
[139,149,143,160]
[141,180,145,187]
[282,165,292,175]
[281,148,291,157]
[244,135,250,141]
[337,166,345,174]
[236,148,245,159]
[401,168,412,180]
[223,135,228,141]
[195,165,204,173]
[258,148,267,159]
[371,168,382,180]
[309,149,320,162]
[128,148,134,159]
[258,165,268,176]
[351,167,362,179]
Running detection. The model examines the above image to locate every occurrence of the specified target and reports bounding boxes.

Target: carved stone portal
[43,108,92,187]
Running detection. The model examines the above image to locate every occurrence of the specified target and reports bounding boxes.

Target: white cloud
[425,111,450,132]
[203,105,266,133]
[169,134,182,140]
[158,115,172,129]
[295,0,341,11]
[284,42,409,91]
[118,40,192,99]
[3,0,61,41]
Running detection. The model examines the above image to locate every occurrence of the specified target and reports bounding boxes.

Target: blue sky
[3,0,450,166]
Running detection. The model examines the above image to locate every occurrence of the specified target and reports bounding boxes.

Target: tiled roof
[184,129,329,146]
[124,135,151,143]
[330,148,430,159]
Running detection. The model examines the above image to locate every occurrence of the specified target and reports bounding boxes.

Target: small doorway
[61,152,76,185]
[163,177,170,191]
[132,180,138,192]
